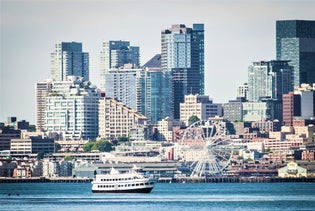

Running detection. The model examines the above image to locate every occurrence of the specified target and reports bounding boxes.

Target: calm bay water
[1,182,315,211]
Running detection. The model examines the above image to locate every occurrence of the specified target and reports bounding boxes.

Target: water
[1,182,315,210]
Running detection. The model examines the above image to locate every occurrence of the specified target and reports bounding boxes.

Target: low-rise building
[278,162,307,178]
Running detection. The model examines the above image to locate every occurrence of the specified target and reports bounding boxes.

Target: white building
[180,94,222,126]
[154,117,173,142]
[46,76,100,140]
[43,159,60,178]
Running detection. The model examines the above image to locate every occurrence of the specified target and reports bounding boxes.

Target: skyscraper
[276,20,315,87]
[247,60,293,121]
[104,68,142,111]
[100,40,140,91]
[35,79,52,132]
[51,42,89,81]
[248,60,293,102]
[161,24,204,119]
[141,54,170,124]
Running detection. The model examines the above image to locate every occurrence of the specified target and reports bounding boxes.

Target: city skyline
[1,0,315,123]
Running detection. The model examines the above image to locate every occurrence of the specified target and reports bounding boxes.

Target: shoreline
[1,177,315,183]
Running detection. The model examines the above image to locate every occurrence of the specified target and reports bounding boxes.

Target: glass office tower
[51,42,89,81]
[161,24,204,119]
[276,20,315,87]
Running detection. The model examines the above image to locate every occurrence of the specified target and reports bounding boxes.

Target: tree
[83,142,95,152]
[117,136,129,143]
[83,140,114,152]
[64,155,73,161]
[55,143,61,152]
[188,115,200,125]
[37,152,45,160]
[94,140,113,152]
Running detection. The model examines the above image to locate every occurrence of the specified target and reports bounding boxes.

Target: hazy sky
[1,0,315,124]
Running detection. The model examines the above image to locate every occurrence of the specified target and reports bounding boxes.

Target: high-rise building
[141,54,170,124]
[35,79,52,132]
[161,24,204,119]
[247,60,293,121]
[248,60,293,102]
[104,68,142,111]
[45,76,100,140]
[51,42,89,81]
[276,20,315,87]
[100,40,140,90]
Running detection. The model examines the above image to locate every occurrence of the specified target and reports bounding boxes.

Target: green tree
[55,143,61,152]
[83,141,95,152]
[93,140,113,152]
[188,115,200,125]
[117,136,129,143]
[64,155,73,161]
[37,152,45,160]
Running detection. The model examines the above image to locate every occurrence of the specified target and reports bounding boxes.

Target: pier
[0,177,93,183]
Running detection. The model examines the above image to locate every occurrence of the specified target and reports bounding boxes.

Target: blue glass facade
[161,24,204,119]
[51,42,89,81]
[276,20,315,87]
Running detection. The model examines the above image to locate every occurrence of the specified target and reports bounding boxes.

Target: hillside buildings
[161,24,204,119]
[98,97,147,140]
[276,20,315,87]
[51,42,89,81]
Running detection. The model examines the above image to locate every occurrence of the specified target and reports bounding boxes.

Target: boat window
[136,184,139,186]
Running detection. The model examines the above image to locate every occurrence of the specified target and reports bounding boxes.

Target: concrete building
[43,159,60,177]
[46,76,100,140]
[282,92,301,126]
[51,42,89,81]
[98,97,147,140]
[180,94,222,126]
[35,79,53,131]
[100,40,140,91]
[276,20,315,87]
[154,117,173,142]
[242,101,273,122]
[10,137,54,155]
[223,97,245,122]
[161,24,204,119]
[237,83,248,100]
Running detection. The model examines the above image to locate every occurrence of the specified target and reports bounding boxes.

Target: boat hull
[92,186,153,193]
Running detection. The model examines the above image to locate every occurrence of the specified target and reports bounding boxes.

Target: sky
[1,0,315,124]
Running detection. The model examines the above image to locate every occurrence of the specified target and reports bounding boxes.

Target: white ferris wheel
[181,119,234,177]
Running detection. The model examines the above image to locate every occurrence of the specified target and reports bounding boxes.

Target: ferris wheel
[181,119,233,177]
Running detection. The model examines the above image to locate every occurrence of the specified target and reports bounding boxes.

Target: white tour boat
[91,165,156,193]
